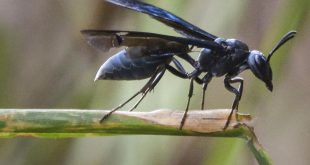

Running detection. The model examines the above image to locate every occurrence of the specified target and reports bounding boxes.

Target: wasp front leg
[223,76,244,130]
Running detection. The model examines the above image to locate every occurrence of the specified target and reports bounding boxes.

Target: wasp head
[247,31,297,91]
[248,50,273,91]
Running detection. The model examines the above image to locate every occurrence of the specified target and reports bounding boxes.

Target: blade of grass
[0,109,271,165]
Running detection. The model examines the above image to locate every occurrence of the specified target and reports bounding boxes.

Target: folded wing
[106,0,218,41]
[81,30,221,54]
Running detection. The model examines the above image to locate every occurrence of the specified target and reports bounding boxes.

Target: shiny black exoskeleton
[82,0,296,130]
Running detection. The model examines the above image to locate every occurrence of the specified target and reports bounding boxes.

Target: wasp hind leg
[128,68,166,112]
[99,67,166,123]
[223,76,244,130]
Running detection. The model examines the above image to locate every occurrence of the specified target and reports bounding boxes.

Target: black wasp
[82,0,296,130]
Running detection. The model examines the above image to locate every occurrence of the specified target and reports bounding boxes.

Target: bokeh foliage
[0,0,309,165]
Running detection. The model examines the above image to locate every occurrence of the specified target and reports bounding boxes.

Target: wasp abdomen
[95,50,172,80]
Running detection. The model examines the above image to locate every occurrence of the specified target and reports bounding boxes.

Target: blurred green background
[0,0,309,164]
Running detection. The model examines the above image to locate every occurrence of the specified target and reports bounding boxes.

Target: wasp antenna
[267,31,297,62]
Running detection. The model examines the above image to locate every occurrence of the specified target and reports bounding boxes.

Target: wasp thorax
[225,39,249,51]
[197,48,216,71]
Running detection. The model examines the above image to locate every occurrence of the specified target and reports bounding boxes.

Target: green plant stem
[242,124,272,165]
[0,109,271,165]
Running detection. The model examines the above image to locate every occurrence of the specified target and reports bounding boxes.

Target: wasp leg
[128,69,166,111]
[201,73,213,110]
[99,67,164,123]
[166,63,204,130]
[172,57,187,74]
[223,76,244,130]
[177,53,198,69]
[167,65,203,85]
[166,65,188,78]
[179,78,194,130]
